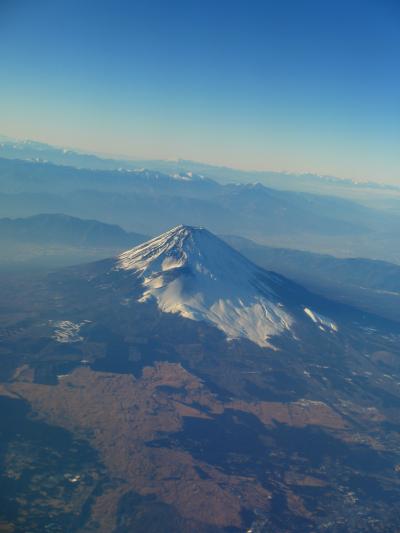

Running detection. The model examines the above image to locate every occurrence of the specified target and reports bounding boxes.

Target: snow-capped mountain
[111,225,337,347]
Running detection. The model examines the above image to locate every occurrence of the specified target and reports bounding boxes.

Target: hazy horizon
[1,0,399,183]
[1,131,399,188]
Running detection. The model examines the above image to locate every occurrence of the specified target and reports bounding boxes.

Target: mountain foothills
[1,226,400,532]
[0,213,147,269]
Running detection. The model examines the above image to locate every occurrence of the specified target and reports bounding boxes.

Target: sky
[0,0,399,183]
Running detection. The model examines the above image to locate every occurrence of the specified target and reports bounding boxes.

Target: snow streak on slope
[115,225,294,348]
[304,307,338,332]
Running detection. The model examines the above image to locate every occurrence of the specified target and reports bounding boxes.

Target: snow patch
[304,308,338,332]
[52,320,91,343]
[172,173,192,181]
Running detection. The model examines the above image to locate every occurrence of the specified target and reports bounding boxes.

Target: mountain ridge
[2,136,399,195]
[0,213,146,247]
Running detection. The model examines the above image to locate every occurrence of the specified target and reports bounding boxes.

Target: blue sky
[0,0,399,182]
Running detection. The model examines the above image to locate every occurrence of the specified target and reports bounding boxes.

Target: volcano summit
[113,224,299,347]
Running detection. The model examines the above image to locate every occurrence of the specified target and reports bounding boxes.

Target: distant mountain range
[1,137,399,262]
[1,137,399,199]
[1,156,400,263]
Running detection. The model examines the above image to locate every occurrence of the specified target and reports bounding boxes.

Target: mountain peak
[116,224,260,283]
[169,223,207,234]
[114,225,294,348]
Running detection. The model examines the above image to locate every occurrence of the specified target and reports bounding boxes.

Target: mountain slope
[225,234,400,292]
[224,234,400,322]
